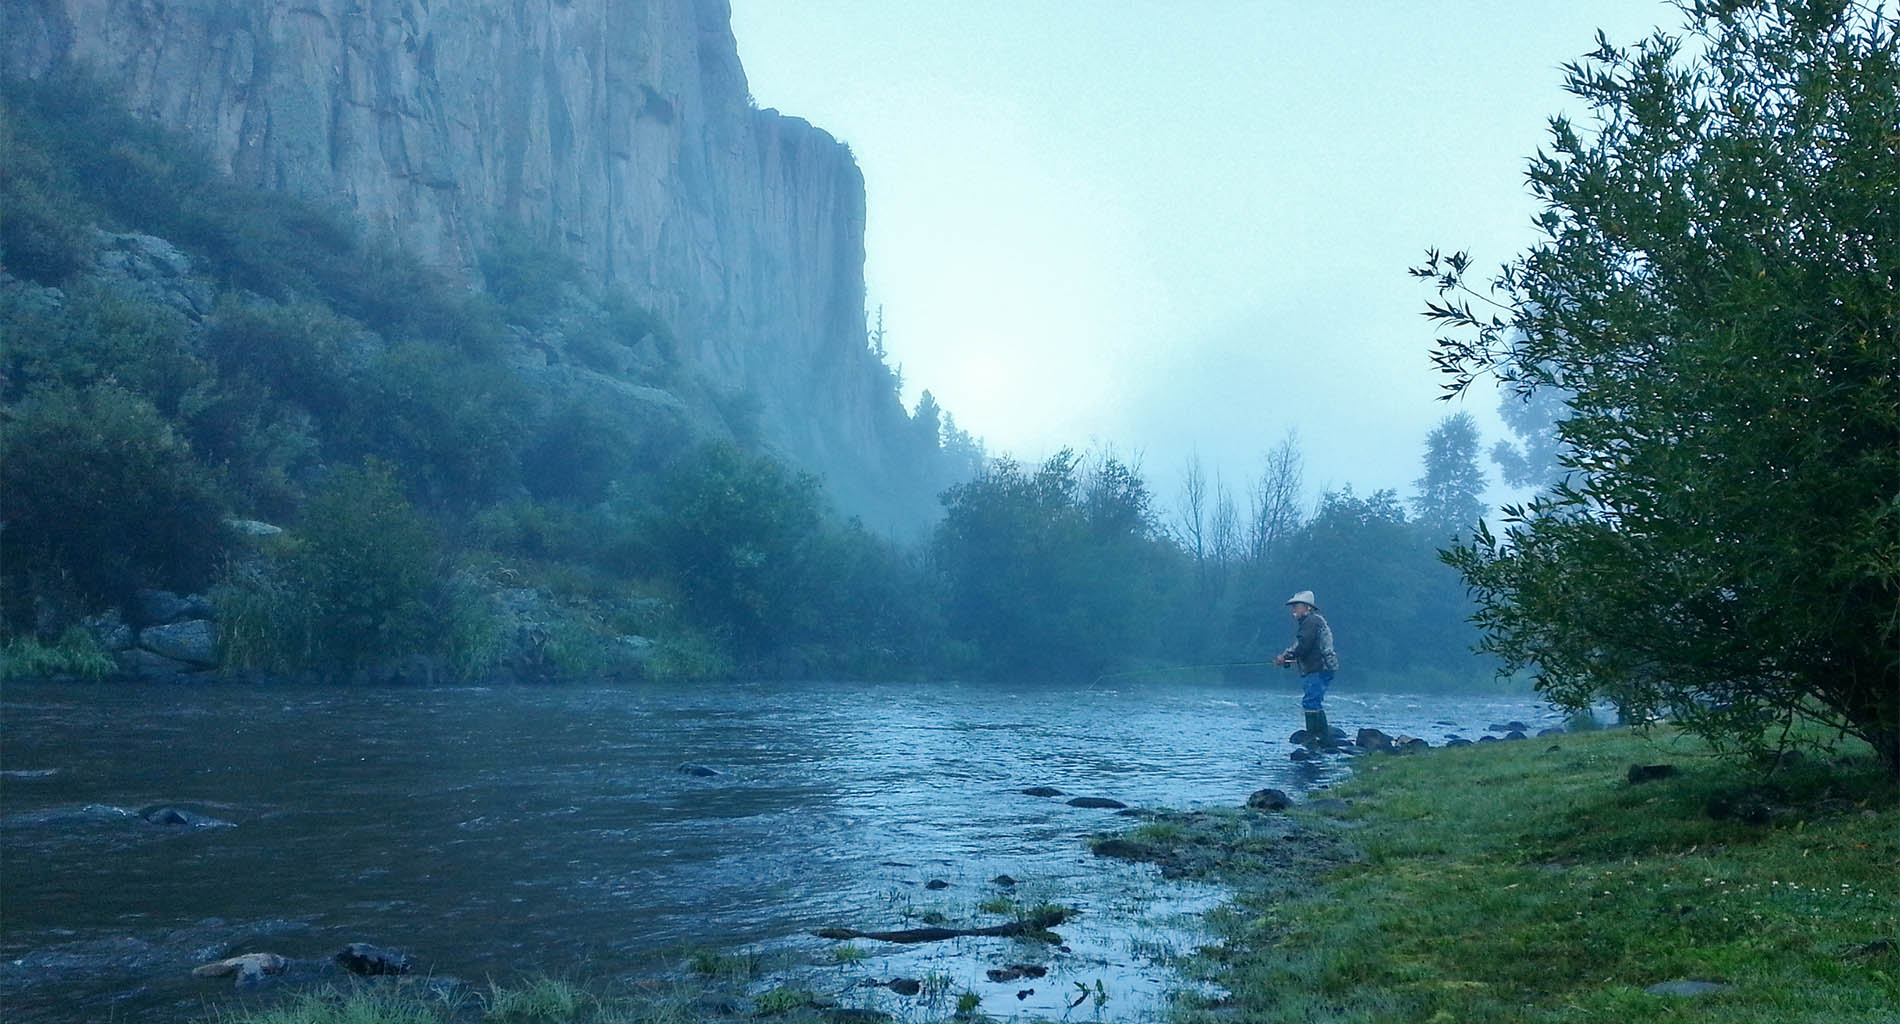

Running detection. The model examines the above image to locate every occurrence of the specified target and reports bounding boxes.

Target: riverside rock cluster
[88,589,221,681]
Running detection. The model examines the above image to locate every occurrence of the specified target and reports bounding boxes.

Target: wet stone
[335,942,412,976]
[1066,797,1127,809]
[924,879,949,890]
[985,963,1047,982]
[1020,786,1065,797]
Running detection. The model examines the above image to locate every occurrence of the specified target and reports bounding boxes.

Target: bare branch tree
[1248,431,1304,568]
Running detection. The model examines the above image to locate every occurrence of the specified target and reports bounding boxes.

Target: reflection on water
[0,678,1563,1021]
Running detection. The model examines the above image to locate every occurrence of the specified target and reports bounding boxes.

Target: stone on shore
[1355,728,1393,752]
[1628,764,1677,784]
[1247,788,1291,811]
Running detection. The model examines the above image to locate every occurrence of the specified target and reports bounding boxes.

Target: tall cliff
[3,0,924,523]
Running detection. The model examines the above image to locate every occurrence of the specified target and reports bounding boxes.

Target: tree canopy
[1416,0,1899,774]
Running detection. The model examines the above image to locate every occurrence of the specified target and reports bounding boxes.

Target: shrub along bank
[1136,727,1898,1023]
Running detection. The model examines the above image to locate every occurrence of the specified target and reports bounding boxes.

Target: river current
[0,678,1564,1022]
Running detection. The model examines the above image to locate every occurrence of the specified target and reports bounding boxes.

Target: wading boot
[1303,710,1337,750]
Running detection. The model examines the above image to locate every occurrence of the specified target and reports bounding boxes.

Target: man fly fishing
[1274,590,1338,749]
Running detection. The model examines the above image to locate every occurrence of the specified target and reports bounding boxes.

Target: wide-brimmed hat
[1285,590,1317,608]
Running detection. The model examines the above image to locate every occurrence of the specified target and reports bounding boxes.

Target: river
[0,678,1564,1022]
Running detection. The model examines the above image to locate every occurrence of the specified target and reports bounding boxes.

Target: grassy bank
[1148,726,1898,1023]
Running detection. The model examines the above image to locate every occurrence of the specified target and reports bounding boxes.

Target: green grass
[0,627,115,680]
[484,976,584,1020]
[1162,727,1899,1024]
[201,990,451,1024]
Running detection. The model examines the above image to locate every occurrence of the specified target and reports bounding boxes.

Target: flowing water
[0,678,1564,1022]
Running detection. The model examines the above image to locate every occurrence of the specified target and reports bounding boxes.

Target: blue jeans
[1301,671,1334,711]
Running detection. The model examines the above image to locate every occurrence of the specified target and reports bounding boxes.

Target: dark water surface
[0,678,1562,1021]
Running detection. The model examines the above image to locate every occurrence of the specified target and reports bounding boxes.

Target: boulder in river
[991,875,1018,887]
[676,763,720,778]
[1066,797,1127,809]
[139,805,234,829]
[1246,788,1291,811]
[924,879,949,890]
[191,952,286,988]
[1020,786,1065,797]
[1503,730,1529,741]
[335,942,412,976]
[885,978,922,996]
[138,620,219,666]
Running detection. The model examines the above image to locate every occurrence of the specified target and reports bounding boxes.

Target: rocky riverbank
[1087,725,1900,1023]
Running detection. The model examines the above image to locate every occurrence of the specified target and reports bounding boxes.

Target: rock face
[3,0,923,524]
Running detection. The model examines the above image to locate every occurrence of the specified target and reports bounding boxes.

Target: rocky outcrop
[3,0,931,526]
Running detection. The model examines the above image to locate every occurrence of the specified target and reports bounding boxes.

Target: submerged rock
[884,978,922,996]
[991,875,1018,887]
[1020,786,1065,797]
[676,764,720,778]
[335,942,412,976]
[1065,797,1127,809]
[139,805,235,829]
[924,879,949,890]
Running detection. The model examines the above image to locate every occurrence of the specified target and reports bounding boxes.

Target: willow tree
[1416,0,1899,774]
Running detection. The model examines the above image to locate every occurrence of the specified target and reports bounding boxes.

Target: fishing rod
[1089,661,1281,686]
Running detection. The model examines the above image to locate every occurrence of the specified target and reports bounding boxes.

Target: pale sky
[729,2,1679,511]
